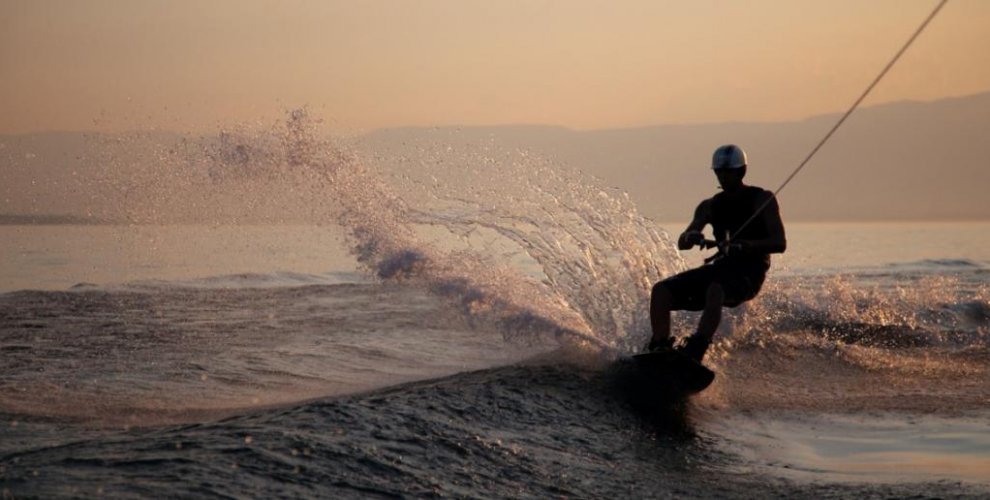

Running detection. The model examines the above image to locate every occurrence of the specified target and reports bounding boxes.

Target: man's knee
[651,282,672,308]
[706,283,725,305]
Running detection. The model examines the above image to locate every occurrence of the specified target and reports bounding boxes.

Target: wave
[3,277,986,425]
[4,363,987,498]
[88,110,684,356]
[65,271,372,291]
[715,272,990,353]
[884,258,988,270]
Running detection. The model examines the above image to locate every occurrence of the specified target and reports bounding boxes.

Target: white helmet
[711,144,747,170]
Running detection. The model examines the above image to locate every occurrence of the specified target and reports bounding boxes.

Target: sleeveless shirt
[710,185,772,272]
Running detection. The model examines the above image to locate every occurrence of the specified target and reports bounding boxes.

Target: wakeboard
[632,348,715,395]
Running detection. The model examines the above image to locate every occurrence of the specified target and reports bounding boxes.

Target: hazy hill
[0,131,183,223]
[359,92,990,221]
[2,92,988,222]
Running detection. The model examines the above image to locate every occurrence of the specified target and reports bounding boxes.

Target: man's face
[714,168,744,190]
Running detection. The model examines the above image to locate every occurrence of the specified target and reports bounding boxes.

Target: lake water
[4,221,989,292]
[2,221,988,497]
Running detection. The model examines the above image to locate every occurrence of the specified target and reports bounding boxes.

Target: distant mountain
[359,92,990,221]
[0,130,183,223]
[2,92,988,222]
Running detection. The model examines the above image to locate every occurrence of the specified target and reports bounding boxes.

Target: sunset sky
[1,0,988,134]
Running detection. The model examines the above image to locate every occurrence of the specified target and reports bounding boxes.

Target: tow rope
[730,0,949,241]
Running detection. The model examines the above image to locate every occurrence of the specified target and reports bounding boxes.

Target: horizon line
[2,89,987,138]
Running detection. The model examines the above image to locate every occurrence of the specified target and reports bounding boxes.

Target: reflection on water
[715,412,990,484]
[4,221,990,293]
[0,225,358,292]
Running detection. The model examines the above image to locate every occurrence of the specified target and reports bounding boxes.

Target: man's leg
[697,283,725,342]
[647,282,674,351]
[680,283,724,362]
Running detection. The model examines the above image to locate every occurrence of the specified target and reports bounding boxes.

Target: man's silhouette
[647,144,786,362]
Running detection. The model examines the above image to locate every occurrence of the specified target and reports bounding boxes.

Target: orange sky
[1,0,988,134]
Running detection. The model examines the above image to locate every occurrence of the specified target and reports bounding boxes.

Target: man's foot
[646,336,674,353]
[677,334,711,363]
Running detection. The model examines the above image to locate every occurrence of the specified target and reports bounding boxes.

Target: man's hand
[719,239,751,255]
[680,230,704,249]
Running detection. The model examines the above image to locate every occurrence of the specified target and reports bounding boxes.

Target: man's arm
[678,199,712,250]
[737,192,786,254]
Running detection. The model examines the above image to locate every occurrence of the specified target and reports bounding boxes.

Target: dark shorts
[657,261,766,311]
